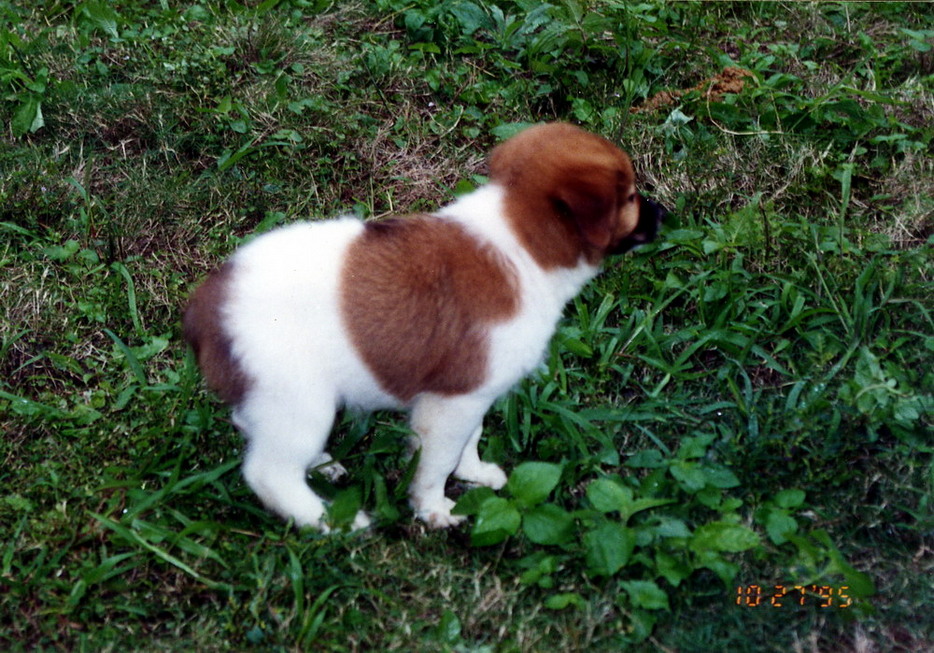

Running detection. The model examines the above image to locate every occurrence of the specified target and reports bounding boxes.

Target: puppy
[183,122,666,530]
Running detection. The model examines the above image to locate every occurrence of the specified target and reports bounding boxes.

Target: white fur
[219,185,598,530]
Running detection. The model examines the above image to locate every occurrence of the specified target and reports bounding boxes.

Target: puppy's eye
[627,193,637,203]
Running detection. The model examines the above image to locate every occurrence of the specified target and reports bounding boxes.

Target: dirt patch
[633,66,756,114]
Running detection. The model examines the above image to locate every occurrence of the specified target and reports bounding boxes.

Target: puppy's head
[489,122,667,269]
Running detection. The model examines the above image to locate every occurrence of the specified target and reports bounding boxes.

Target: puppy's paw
[321,503,374,533]
[295,515,331,534]
[456,461,508,490]
[311,453,348,482]
[473,462,508,490]
[350,510,373,531]
[303,509,371,534]
[415,497,466,529]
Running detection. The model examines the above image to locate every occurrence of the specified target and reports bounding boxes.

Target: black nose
[610,196,669,255]
[640,197,669,241]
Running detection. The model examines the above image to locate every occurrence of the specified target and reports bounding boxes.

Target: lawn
[1,1,931,651]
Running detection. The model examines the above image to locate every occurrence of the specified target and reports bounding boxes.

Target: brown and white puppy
[184,122,666,530]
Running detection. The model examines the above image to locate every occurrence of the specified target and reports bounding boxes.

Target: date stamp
[735,584,853,608]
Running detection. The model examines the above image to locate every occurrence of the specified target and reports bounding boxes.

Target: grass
[1,1,932,650]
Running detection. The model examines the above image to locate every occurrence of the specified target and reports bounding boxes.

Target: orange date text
[735,584,853,608]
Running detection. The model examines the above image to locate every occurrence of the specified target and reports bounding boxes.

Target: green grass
[1,1,932,650]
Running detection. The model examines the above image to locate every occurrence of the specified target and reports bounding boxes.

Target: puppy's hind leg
[310,451,348,482]
[236,398,368,531]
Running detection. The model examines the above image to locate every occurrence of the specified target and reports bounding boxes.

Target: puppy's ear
[552,175,616,250]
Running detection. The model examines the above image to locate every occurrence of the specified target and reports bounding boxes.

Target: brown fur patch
[183,262,251,405]
[340,216,519,403]
[488,123,641,269]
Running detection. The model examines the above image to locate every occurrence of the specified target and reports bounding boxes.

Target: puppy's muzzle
[611,196,669,255]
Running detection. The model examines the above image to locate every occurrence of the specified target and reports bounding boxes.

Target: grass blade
[111,262,143,336]
[103,328,147,385]
[91,513,232,592]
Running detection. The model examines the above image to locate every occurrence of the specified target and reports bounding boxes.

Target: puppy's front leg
[409,394,492,528]
[454,425,507,489]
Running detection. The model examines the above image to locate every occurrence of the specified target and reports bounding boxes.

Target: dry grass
[873,149,934,248]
